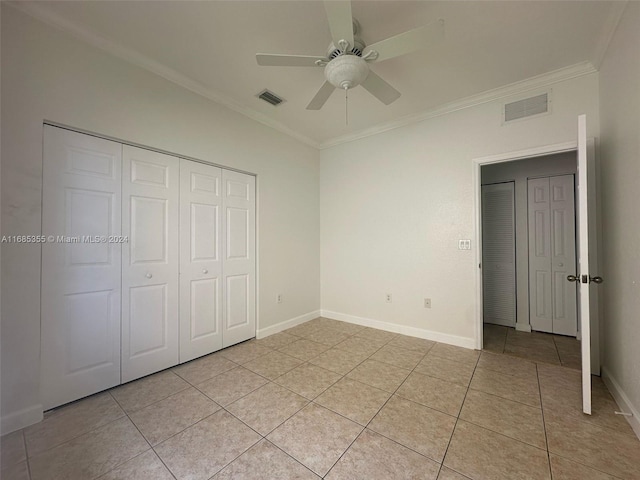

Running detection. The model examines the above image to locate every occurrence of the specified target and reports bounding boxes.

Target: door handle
[202,269,209,274]
[590,276,603,284]
[145,273,153,279]
[567,275,579,282]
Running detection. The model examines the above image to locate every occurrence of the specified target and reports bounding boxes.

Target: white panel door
[179,160,223,362]
[576,114,600,414]
[550,175,577,336]
[122,146,179,382]
[481,182,516,327]
[222,170,256,347]
[528,175,577,335]
[41,126,122,410]
[528,177,553,333]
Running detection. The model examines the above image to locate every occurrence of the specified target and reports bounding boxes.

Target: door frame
[473,140,585,349]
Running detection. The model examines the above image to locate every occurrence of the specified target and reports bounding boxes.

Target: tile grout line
[32,321,603,480]
[204,435,264,479]
[536,375,637,478]
[435,351,481,479]
[210,323,377,479]
[535,363,554,480]
[456,353,551,454]
[490,336,631,479]
[24,398,130,461]
[261,323,434,476]
[551,336,563,366]
[106,390,179,480]
[545,452,627,480]
[210,436,319,479]
[321,343,436,478]
[22,429,34,480]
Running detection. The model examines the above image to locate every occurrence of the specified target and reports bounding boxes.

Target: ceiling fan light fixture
[324,55,369,90]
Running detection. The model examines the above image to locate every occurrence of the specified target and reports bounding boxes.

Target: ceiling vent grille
[504,93,548,122]
[257,89,285,106]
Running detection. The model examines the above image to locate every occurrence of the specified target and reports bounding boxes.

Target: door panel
[227,274,249,329]
[41,126,122,410]
[130,197,168,263]
[227,208,249,259]
[222,170,256,347]
[550,175,577,336]
[179,161,223,362]
[64,290,114,374]
[122,146,179,383]
[128,284,168,357]
[528,178,553,332]
[481,182,516,327]
[190,278,219,339]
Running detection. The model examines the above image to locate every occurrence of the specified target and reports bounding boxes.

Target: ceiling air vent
[504,93,549,123]
[257,89,285,106]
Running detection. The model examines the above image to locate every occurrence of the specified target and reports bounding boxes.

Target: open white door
[576,114,601,415]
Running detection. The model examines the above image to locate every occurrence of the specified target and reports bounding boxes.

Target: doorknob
[590,276,603,284]
[567,275,579,282]
[145,273,153,279]
[202,269,208,274]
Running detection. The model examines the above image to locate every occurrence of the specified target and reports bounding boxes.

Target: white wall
[481,153,577,331]
[0,6,320,432]
[598,2,640,430]
[320,75,599,346]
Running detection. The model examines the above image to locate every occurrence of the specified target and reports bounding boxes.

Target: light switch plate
[458,239,471,250]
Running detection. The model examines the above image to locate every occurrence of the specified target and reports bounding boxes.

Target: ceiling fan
[256,1,444,110]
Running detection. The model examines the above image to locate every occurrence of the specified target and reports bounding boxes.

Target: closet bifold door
[179,160,223,362]
[41,126,122,410]
[481,182,516,327]
[222,170,256,347]
[122,146,179,383]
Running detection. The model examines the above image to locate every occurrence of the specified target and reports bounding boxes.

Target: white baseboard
[256,310,321,339]
[321,310,476,350]
[515,322,532,332]
[601,366,640,440]
[1,404,43,435]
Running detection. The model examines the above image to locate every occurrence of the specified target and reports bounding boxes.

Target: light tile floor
[483,323,582,369]
[2,317,639,479]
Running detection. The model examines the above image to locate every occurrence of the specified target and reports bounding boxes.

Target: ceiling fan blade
[361,71,401,105]
[306,81,335,110]
[256,54,327,67]
[363,20,444,63]
[324,0,354,49]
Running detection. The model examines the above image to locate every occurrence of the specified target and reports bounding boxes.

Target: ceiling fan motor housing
[325,55,369,90]
[327,35,366,58]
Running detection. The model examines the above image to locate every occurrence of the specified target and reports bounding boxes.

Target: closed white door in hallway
[528,174,577,336]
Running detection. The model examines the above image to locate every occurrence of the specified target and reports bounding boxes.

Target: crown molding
[7,1,321,149]
[592,0,628,70]
[318,61,598,149]
[7,1,606,153]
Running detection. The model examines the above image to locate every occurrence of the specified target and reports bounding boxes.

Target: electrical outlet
[386,293,392,303]
[277,294,283,304]
[424,298,432,308]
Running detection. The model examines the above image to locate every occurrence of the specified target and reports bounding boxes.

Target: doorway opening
[473,142,595,370]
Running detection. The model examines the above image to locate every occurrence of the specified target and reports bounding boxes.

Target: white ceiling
[17,1,622,147]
